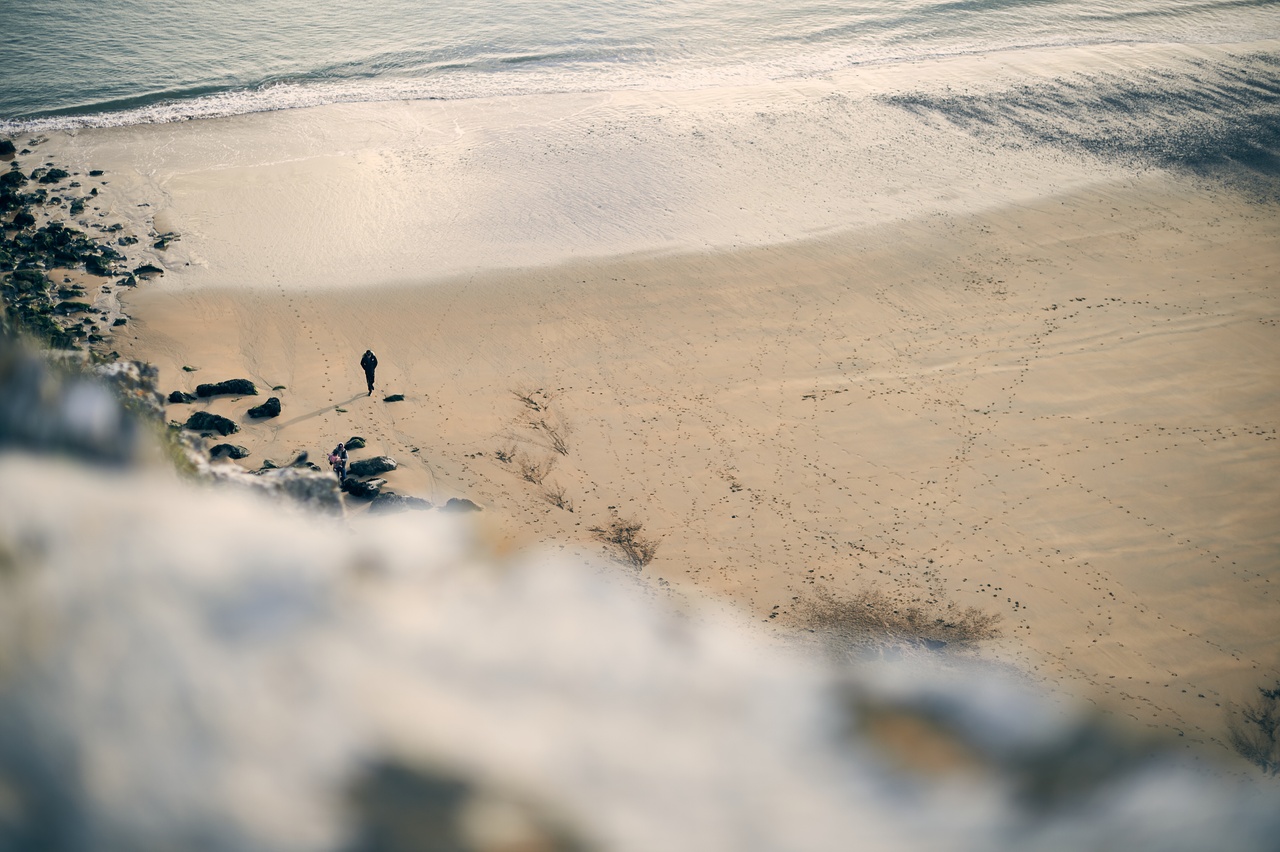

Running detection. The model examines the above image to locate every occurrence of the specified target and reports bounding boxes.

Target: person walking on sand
[361,349,378,396]
[328,441,348,483]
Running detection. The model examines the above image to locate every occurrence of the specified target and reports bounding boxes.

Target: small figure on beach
[360,349,378,396]
[328,441,348,482]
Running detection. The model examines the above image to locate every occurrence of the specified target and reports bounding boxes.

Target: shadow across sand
[272,393,368,429]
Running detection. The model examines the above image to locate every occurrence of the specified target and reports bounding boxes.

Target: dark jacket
[361,351,377,373]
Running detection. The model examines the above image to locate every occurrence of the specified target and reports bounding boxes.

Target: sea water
[3,1,1278,289]
[3,0,1279,129]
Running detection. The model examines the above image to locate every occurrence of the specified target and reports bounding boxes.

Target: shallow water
[3,0,1279,128]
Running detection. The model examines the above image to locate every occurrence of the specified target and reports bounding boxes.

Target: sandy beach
[24,40,1280,765]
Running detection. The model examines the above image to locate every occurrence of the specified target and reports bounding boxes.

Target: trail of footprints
[810,282,1272,743]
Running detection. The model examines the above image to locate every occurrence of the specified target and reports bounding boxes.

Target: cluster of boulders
[2,144,156,352]
[168,375,444,513]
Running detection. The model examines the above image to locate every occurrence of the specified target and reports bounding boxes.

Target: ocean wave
[4,28,1280,135]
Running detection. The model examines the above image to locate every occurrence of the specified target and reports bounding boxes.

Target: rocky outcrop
[209,443,251,460]
[442,497,482,513]
[3,452,1276,852]
[349,456,396,477]
[369,491,432,514]
[0,169,142,353]
[246,396,281,418]
[36,167,70,184]
[262,466,344,515]
[92,359,165,423]
[344,436,366,450]
[185,458,345,516]
[341,477,385,499]
[84,255,116,276]
[0,341,149,465]
[183,411,239,436]
[168,390,197,404]
[196,378,258,398]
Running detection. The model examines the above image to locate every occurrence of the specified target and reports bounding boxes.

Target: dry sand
[32,40,1280,765]
[112,170,1280,759]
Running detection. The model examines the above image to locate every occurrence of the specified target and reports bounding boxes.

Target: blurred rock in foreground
[0,337,1276,852]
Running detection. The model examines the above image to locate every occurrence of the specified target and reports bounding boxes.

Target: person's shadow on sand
[273,393,367,429]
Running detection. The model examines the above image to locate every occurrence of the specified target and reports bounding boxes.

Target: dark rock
[341,477,384,499]
[133,263,163,277]
[55,301,92,315]
[183,411,239,436]
[383,394,405,402]
[349,456,396,477]
[0,170,27,188]
[289,451,309,467]
[196,378,258,398]
[84,255,115,276]
[117,235,138,246]
[0,140,15,156]
[69,199,85,215]
[344,436,367,450]
[11,210,35,229]
[88,169,103,176]
[246,396,281,418]
[153,232,179,249]
[168,390,197,404]
[209,443,251,460]
[442,497,482,513]
[37,168,70,184]
[369,491,432,514]
[11,268,46,289]
[112,318,127,327]
[258,459,279,470]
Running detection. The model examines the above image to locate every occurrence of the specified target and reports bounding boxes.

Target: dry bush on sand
[792,587,1001,658]
[537,418,570,456]
[1226,681,1280,776]
[590,517,659,569]
[517,455,553,485]
[512,387,554,413]
[542,481,574,512]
